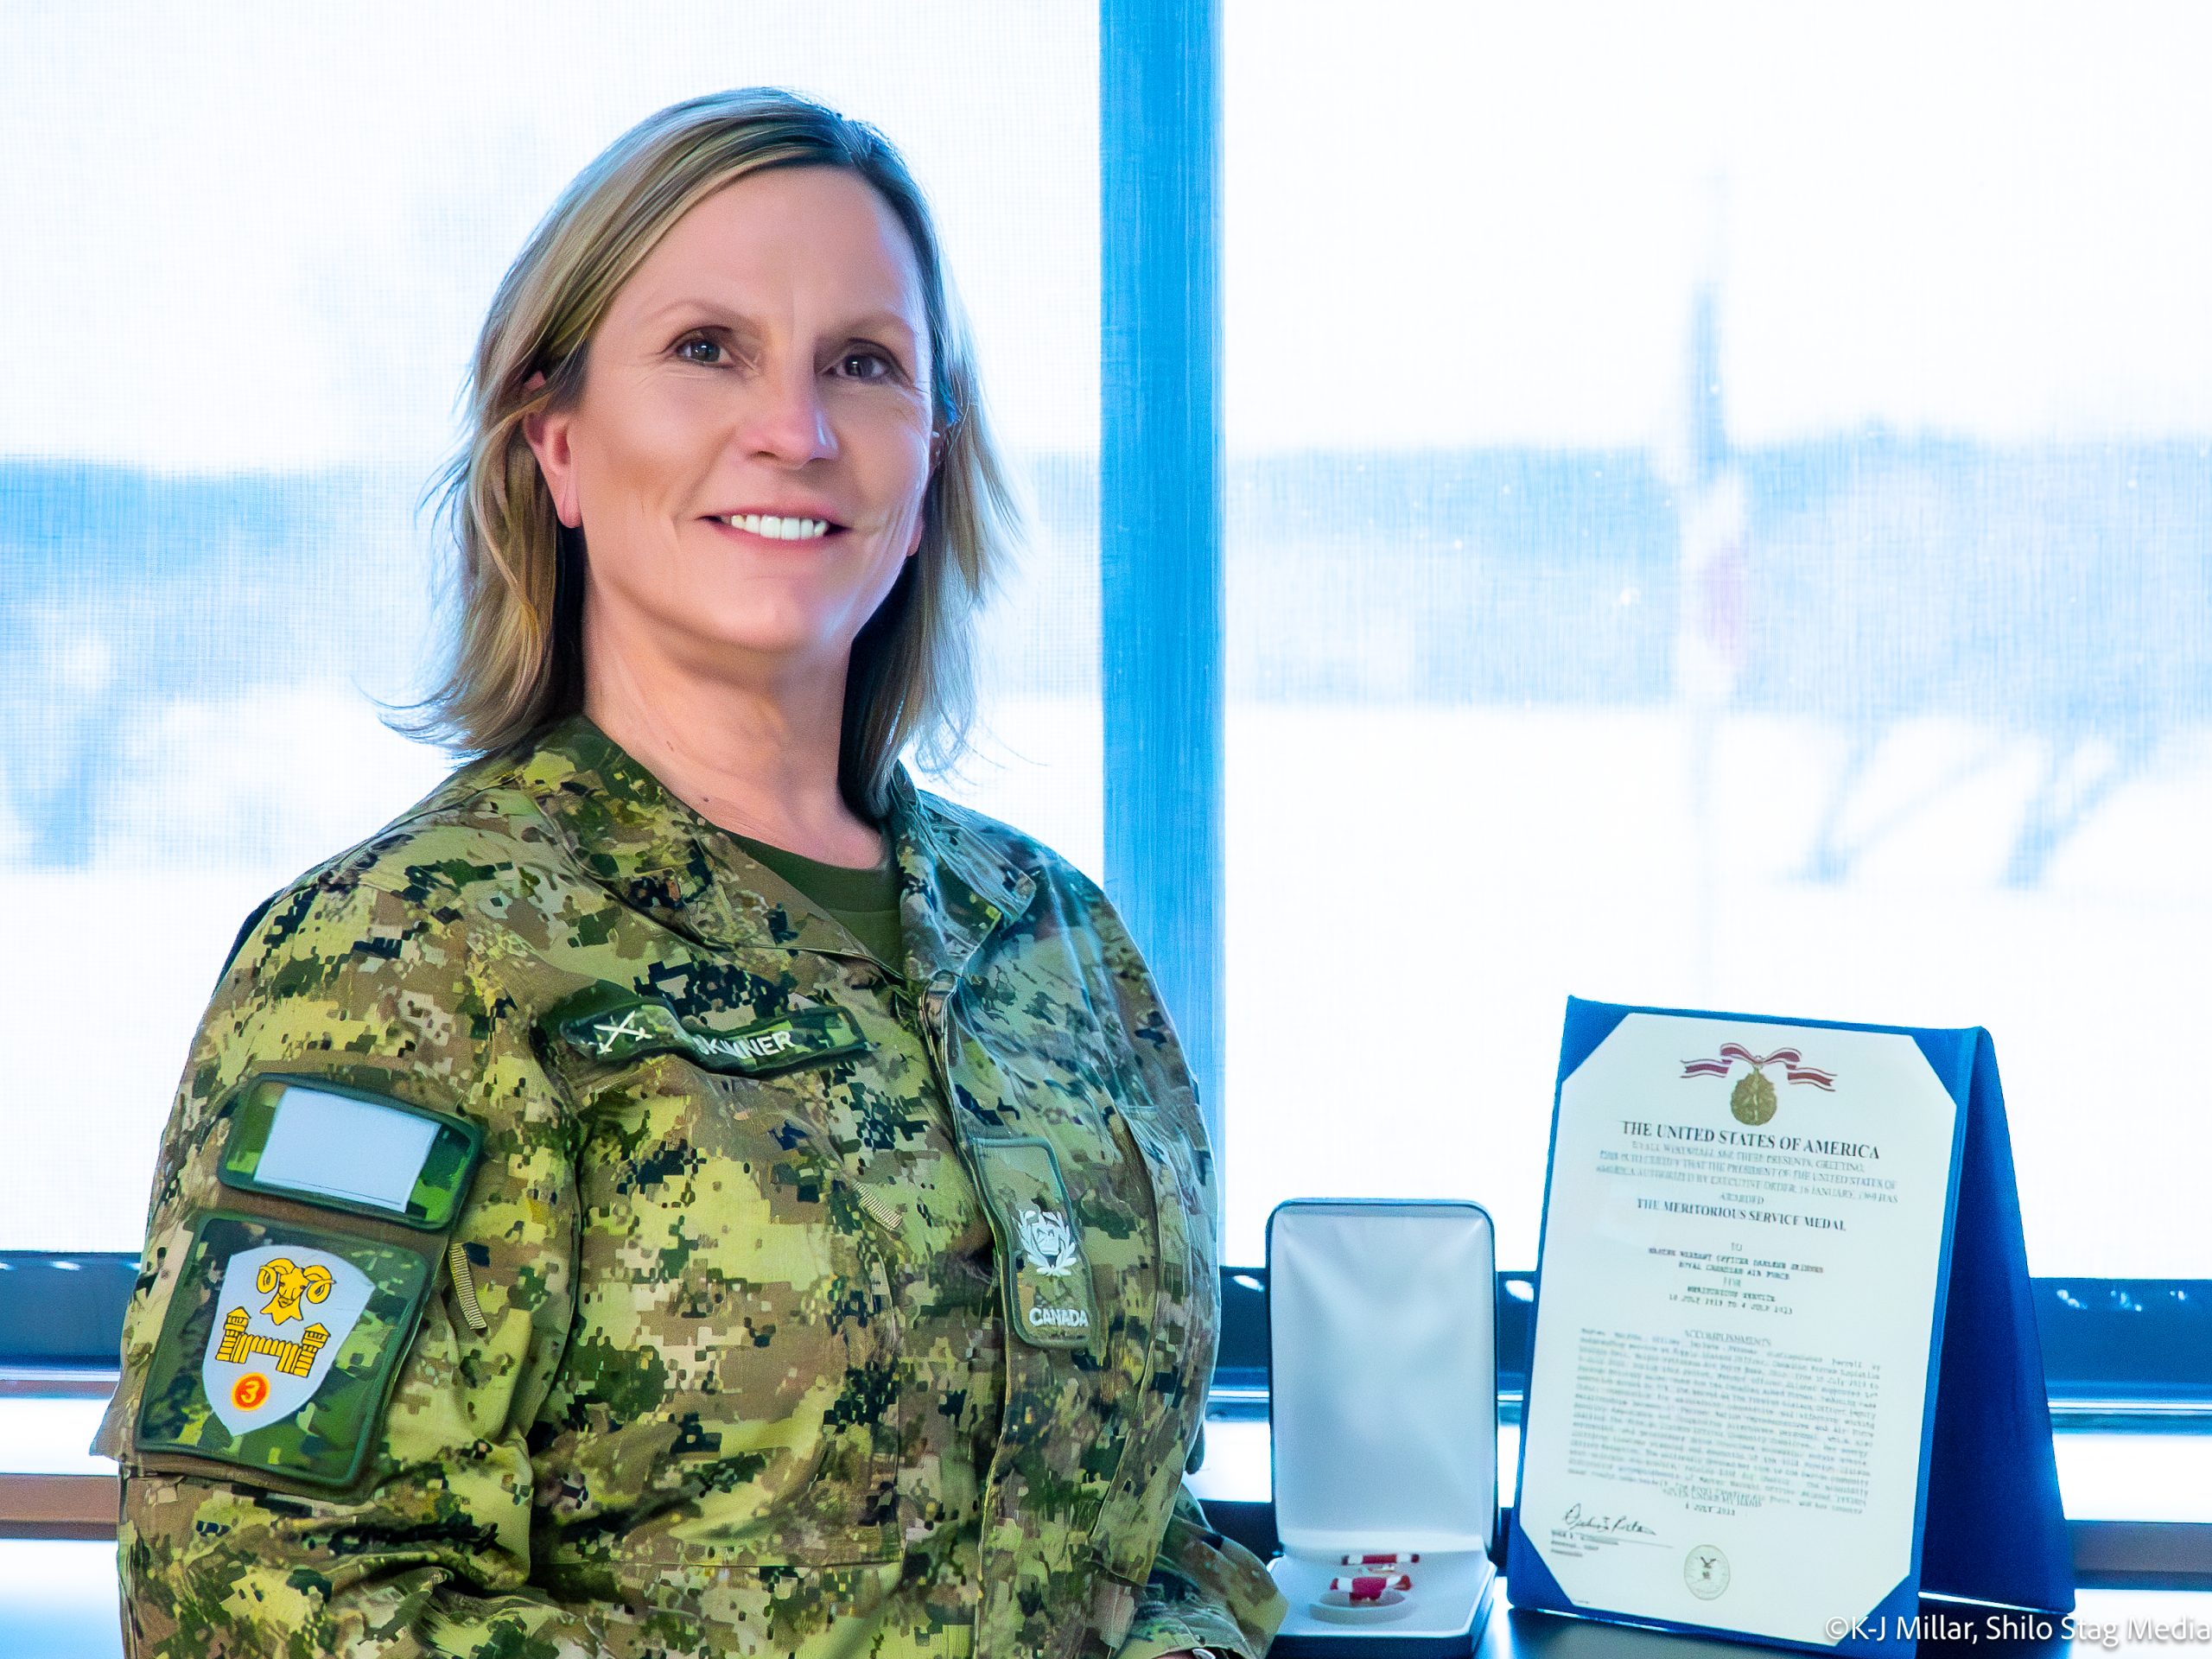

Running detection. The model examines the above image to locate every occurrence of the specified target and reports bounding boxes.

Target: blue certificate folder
[1506,998,2073,1656]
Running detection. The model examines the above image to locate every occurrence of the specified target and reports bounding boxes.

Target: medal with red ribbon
[1681,1042,1836,1125]
[1330,1573,1414,1600]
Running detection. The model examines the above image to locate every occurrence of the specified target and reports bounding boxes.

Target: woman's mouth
[712,512,838,541]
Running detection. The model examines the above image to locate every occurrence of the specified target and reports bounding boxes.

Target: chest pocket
[957,960,1218,1580]
[543,1048,903,1571]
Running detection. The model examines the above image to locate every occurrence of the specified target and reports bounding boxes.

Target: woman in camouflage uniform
[99,89,1284,1659]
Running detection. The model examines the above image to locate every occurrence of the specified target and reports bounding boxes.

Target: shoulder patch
[137,1212,435,1489]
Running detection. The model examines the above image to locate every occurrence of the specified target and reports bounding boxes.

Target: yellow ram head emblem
[256,1256,334,1326]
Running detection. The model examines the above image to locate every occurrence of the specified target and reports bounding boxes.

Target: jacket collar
[516,715,1033,982]
[880,765,1037,987]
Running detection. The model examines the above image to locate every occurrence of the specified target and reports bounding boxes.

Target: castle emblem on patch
[1017,1206,1080,1277]
[202,1245,372,1435]
[1681,1042,1837,1125]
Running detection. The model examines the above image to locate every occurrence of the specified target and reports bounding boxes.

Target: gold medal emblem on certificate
[1681,1042,1837,1122]
[1730,1068,1777,1124]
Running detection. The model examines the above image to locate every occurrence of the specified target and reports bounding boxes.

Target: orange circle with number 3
[231,1373,270,1411]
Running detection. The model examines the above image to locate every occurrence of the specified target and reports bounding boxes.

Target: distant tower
[1671,179,1746,711]
[1669,176,1745,998]
[1686,284,1728,488]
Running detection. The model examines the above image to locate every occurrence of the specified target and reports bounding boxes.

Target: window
[0,3,1100,1253]
[1219,1,2212,1272]
[6,3,2208,1285]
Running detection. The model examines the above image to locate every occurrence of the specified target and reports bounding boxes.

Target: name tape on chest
[968,1137,1100,1351]
[552,993,868,1077]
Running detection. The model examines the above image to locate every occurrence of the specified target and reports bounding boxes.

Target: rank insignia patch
[137,1213,435,1489]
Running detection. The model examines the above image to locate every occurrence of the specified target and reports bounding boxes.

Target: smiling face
[524,165,937,692]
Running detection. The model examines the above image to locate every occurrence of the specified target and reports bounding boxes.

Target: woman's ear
[910,424,946,557]
[520,372,584,531]
[906,484,930,559]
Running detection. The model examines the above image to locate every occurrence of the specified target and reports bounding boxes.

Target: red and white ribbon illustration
[1681,1041,1835,1090]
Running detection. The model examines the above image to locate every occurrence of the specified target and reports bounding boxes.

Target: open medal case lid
[1266,1199,1501,1656]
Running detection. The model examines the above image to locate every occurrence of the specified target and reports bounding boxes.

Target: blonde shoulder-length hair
[414,87,1016,817]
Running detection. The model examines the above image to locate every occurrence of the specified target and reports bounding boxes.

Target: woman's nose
[736,357,837,467]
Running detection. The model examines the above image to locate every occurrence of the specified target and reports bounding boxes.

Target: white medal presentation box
[1267,1199,1500,1657]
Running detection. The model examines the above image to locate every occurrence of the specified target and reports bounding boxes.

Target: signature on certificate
[1561,1502,1659,1539]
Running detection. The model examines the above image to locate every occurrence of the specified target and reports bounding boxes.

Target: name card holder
[1506,999,2073,1656]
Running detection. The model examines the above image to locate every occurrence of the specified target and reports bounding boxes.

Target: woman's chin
[650,607,864,675]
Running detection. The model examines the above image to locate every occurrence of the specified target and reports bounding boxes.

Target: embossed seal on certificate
[1684,1544,1732,1599]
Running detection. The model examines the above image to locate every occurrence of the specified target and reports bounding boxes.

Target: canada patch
[969,1137,1098,1351]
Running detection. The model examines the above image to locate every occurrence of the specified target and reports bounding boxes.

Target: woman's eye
[837,350,893,382]
[677,336,723,365]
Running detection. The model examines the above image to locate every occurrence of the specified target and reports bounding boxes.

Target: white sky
[1227,0,2212,449]
[0,1,1098,469]
[3,3,2209,469]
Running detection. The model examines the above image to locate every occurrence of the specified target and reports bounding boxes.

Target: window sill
[6,1375,2210,1583]
[1189,1407,2212,1587]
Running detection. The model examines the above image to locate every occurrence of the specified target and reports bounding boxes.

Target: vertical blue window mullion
[1098,0,1227,1201]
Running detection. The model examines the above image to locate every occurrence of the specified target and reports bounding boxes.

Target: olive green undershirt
[730,831,904,969]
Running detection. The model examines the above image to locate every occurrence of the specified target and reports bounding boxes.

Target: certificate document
[1515,1010,1963,1649]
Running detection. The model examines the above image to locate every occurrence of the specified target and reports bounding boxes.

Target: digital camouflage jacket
[96,715,1286,1659]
